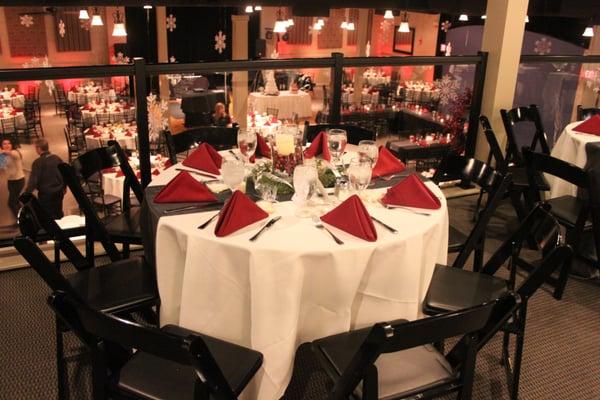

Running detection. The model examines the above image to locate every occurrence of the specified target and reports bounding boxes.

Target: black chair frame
[303,122,375,146]
[576,105,600,121]
[164,126,239,165]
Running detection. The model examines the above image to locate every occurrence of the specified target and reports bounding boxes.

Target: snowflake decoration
[441,20,452,32]
[112,52,131,65]
[169,56,177,63]
[58,19,66,38]
[20,14,34,28]
[214,30,226,54]
[166,14,177,32]
[534,37,552,55]
[379,20,393,45]
[435,75,461,106]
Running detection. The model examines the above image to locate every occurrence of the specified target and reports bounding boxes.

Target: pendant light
[313,22,322,31]
[112,7,127,37]
[78,8,89,20]
[143,5,153,10]
[254,5,262,11]
[273,8,287,33]
[245,6,253,13]
[384,10,394,20]
[398,12,410,33]
[583,26,594,37]
[347,22,355,31]
[91,8,103,26]
[481,15,486,20]
[317,18,324,26]
[340,21,348,29]
[287,18,294,27]
[459,14,469,22]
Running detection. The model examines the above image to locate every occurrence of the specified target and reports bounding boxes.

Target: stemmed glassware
[358,140,378,165]
[221,158,245,191]
[347,158,373,197]
[237,129,257,164]
[327,129,347,168]
[292,163,318,217]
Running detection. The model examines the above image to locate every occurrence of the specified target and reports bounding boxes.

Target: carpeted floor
[1,197,599,400]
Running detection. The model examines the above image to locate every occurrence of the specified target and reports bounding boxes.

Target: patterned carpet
[1,198,599,399]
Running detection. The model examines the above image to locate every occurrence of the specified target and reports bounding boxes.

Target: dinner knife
[175,167,219,179]
[163,203,221,215]
[371,216,398,234]
[249,216,282,241]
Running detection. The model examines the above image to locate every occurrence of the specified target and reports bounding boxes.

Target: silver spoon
[312,216,344,245]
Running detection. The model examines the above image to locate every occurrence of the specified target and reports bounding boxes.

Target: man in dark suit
[24,138,66,219]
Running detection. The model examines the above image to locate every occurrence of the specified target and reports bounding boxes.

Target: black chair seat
[423,264,508,315]
[508,166,549,191]
[65,256,157,314]
[545,195,593,230]
[314,325,456,399]
[93,194,121,206]
[103,207,142,243]
[448,225,468,253]
[118,325,263,400]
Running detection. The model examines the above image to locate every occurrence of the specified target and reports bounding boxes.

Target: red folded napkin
[102,167,117,174]
[152,169,160,176]
[10,110,16,116]
[114,108,121,112]
[136,171,141,179]
[116,170,125,178]
[250,133,271,163]
[214,190,268,237]
[10,93,16,98]
[320,195,377,241]
[304,131,331,161]
[154,171,217,203]
[182,143,223,175]
[574,115,600,136]
[381,173,441,210]
[125,131,133,137]
[163,159,173,169]
[123,104,131,110]
[372,147,406,178]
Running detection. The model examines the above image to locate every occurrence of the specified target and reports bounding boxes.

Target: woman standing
[1,137,25,220]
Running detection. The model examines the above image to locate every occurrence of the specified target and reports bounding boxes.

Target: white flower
[20,14,34,28]
[215,31,226,54]
[166,14,177,32]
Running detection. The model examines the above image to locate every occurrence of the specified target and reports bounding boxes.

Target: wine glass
[347,158,372,196]
[292,163,318,217]
[221,158,245,191]
[327,129,347,167]
[237,130,257,164]
[358,140,379,165]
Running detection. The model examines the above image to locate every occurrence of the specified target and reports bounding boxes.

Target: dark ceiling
[5,1,600,21]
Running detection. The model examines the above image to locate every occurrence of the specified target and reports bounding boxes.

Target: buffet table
[548,121,600,198]
[142,153,448,400]
[248,90,312,120]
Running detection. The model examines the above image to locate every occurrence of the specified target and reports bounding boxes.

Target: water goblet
[292,163,318,217]
[347,158,373,197]
[221,158,245,191]
[358,139,379,165]
[237,130,257,164]
[327,129,347,167]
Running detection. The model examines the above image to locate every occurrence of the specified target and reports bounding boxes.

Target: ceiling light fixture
[245,5,253,13]
[287,18,294,27]
[459,14,469,22]
[79,8,89,20]
[384,10,394,20]
[398,11,410,33]
[317,18,325,26]
[347,22,355,31]
[525,15,529,23]
[583,26,594,37]
[481,15,486,20]
[112,7,127,37]
[91,8,103,26]
[273,8,287,33]
[340,21,348,29]
[313,22,322,31]
[143,5,152,10]
[254,5,262,11]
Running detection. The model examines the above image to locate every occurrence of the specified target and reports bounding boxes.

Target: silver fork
[382,203,431,216]
[312,216,344,245]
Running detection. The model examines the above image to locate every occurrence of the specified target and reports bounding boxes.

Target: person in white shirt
[1,137,25,220]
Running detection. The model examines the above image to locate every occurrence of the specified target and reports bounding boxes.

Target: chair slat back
[479,115,507,171]
[164,126,239,164]
[576,105,600,121]
[303,123,375,145]
[500,105,550,165]
[49,291,239,399]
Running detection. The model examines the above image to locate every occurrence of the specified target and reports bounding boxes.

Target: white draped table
[147,163,449,400]
[548,121,600,198]
[248,90,312,120]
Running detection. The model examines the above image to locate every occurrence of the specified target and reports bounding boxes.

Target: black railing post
[465,51,488,158]
[330,52,344,124]
[133,57,151,188]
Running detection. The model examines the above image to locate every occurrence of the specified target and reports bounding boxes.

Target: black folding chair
[14,196,158,400]
[303,122,375,146]
[432,154,512,271]
[60,141,143,263]
[576,105,600,121]
[297,293,517,400]
[48,291,263,400]
[523,149,598,299]
[164,126,239,165]
[424,202,573,399]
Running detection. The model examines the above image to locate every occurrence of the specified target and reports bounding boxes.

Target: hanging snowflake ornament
[20,14,34,28]
[534,37,552,55]
[441,20,452,32]
[435,75,461,106]
[169,56,176,63]
[379,20,393,45]
[166,14,177,32]
[214,30,226,54]
[58,19,66,38]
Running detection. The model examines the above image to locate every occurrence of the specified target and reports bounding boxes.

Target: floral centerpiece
[147,93,168,142]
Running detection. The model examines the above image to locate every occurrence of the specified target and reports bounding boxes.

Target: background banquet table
[548,121,600,198]
[84,124,138,150]
[142,160,449,400]
[68,85,116,105]
[0,91,25,108]
[248,90,312,120]
[0,107,26,133]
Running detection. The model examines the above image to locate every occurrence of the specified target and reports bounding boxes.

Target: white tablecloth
[85,131,137,150]
[68,87,116,104]
[248,90,312,119]
[149,164,449,400]
[0,92,25,108]
[0,111,26,133]
[548,121,600,198]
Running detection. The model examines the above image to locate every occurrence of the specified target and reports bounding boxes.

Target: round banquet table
[0,92,25,108]
[0,110,26,133]
[248,90,312,120]
[144,160,449,400]
[85,127,138,150]
[548,121,600,198]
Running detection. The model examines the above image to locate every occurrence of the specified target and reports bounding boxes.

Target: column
[232,14,249,129]
[155,6,170,100]
[476,0,529,159]
[352,9,370,105]
[572,26,600,119]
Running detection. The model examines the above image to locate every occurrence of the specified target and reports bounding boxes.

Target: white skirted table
[145,163,449,400]
[248,90,312,120]
[548,121,600,198]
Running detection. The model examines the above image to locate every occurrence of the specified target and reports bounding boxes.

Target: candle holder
[270,126,304,175]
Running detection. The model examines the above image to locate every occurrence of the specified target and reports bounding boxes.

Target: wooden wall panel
[55,7,92,52]
[5,7,48,57]
[288,16,312,45]
[318,8,344,49]
[347,9,359,46]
